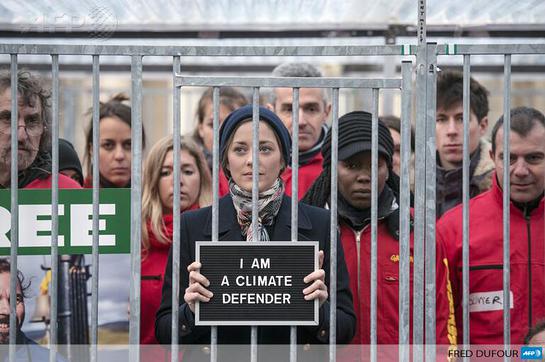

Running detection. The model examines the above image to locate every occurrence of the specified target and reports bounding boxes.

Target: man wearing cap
[303,111,456,353]
[267,63,331,200]
[0,70,80,190]
[438,106,545,345]
[435,70,494,218]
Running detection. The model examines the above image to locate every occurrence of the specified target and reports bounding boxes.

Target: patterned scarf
[229,178,285,241]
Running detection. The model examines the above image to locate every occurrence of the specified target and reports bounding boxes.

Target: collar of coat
[201,194,314,240]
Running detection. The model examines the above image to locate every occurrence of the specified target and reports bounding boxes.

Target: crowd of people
[0,62,543,359]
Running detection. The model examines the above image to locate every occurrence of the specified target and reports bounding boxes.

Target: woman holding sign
[156,105,355,357]
[140,135,211,345]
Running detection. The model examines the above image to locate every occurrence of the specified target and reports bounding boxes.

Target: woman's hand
[303,250,328,307]
[184,261,213,313]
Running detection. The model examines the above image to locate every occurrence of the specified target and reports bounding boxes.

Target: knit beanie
[219,104,292,175]
[321,111,394,168]
[59,138,84,185]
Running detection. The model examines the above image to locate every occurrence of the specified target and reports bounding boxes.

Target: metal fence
[0,40,544,362]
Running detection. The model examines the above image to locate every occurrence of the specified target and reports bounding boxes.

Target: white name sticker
[469,290,514,313]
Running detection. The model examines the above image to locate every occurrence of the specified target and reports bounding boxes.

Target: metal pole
[415,8,427,358]
[462,55,471,356]
[399,61,413,362]
[8,54,18,361]
[171,55,181,362]
[413,44,427,362]
[210,85,220,362]
[250,88,260,362]
[290,87,300,362]
[329,88,339,362]
[502,54,512,361]
[49,54,60,362]
[370,88,379,362]
[90,54,100,362]
[129,55,144,362]
[424,43,437,362]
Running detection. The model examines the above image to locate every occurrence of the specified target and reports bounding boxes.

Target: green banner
[0,189,131,255]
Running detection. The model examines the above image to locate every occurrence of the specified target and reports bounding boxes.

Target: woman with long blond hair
[140,135,211,345]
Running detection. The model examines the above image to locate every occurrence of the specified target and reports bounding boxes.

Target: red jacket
[281,152,323,200]
[25,174,81,189]
[340,219,456,346]
[140,215,173,345]
[140,205,199,345]
[438,176,545,345]
[218,152,323,200]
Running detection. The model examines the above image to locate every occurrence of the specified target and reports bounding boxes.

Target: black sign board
[195,241,318,326]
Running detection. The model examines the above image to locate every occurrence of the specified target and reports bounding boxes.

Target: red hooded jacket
[438,175,545,345]
[339,218,457,347]
[140,205,199,345]
[281,152,323,200]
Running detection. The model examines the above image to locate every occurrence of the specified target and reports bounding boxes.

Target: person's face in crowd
[492,124,545,204]
[227,121,284,193]
[338,151,389,210]
[388,127,401,175]
[60,169,82,185]
[436,102,487,170]
[96,116,132,187]
[159,149,201,213]
[198,102,233,153]
[0,272,25,344]
[0,88,44,174]
[272,88,330,152]
[528,329,545,346]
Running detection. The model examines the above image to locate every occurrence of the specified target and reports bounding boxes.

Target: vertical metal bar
[415,2,428,357]
[424,43,437,362]
[462,55,471,354]
[171,55,181,362]
[290,87,300,362]
[251,88,260,362]
[210,85,220,362]
[417,0,426,45]
[129,55,143,362]
[502,54,512,359]
[8,54,18,360]
[90,54,100,362]
[370,88,379,362]
[399,61,412,362]
[49,53,60,362]
[329,88,339,362]
[413,44,427,361]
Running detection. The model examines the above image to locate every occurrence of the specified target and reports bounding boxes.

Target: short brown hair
[83,93,147,179]
[437,70,489,122]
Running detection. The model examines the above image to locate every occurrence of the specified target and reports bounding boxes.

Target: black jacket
[155,194,355,356]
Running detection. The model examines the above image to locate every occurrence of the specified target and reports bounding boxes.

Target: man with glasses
[0,70,80,189]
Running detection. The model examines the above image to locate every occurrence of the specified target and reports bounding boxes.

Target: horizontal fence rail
[176,76,402,89]
[0,44,407,57]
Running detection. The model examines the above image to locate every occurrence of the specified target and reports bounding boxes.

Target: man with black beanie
[302,111,457,352]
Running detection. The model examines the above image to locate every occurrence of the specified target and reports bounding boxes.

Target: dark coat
[155,194,355,359]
